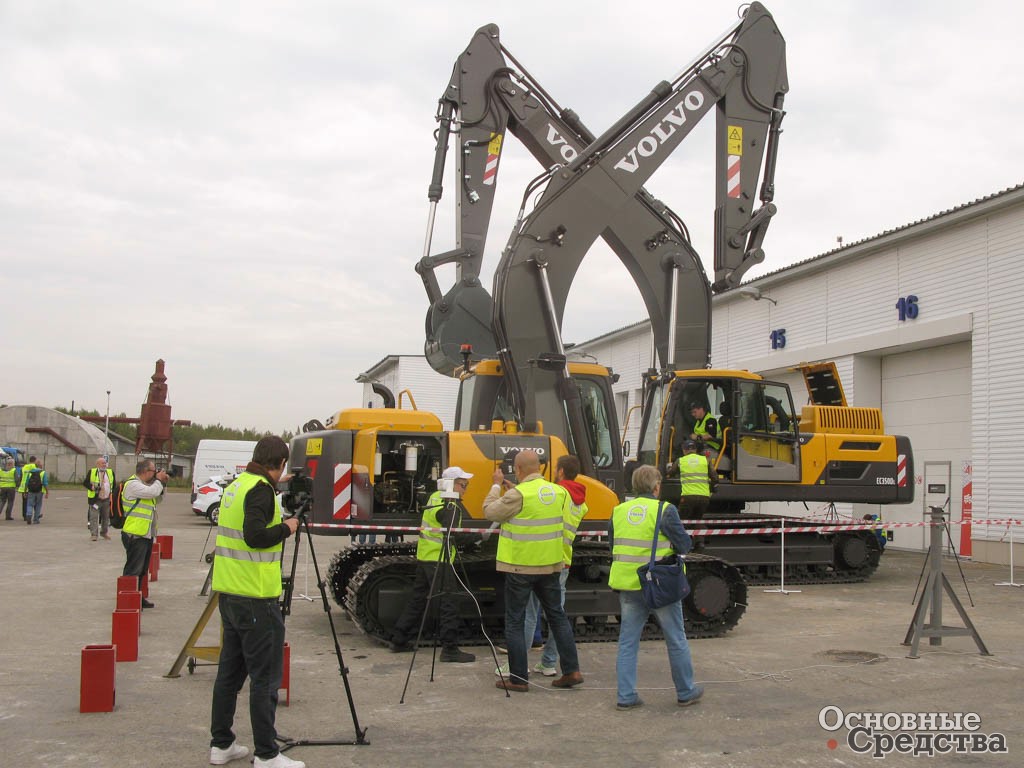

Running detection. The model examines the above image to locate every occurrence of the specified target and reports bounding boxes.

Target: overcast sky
[2,0,1021,434]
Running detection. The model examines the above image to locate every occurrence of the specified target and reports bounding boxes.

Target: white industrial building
[358,355,460,430]
[358,184,1024,566]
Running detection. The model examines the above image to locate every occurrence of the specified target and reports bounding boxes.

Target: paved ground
[1,490,1021,768]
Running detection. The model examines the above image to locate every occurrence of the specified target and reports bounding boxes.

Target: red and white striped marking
[307,517,1023,536]
[727,155,741,198]
[332,463,352,520]
[897,454,908,487]
[482,154,499,186]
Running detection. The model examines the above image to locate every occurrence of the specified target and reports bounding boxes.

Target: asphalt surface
[1,490,1021,768]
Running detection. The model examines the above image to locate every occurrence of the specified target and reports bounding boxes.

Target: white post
[995,523,1023,587]
[764,519,801,594]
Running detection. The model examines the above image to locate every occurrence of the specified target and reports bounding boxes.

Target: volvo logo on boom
[613,90,706,174]
[545,124,578,164]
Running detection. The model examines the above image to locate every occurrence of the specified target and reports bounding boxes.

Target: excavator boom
[490,3,787,468]
[416,24,714,382]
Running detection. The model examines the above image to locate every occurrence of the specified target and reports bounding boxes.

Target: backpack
[26,470,43,493]
[109,480,139,530]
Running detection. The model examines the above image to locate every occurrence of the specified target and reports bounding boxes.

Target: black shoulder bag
[636,501,690,610]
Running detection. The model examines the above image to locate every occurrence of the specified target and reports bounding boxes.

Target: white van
[191,440,256,507]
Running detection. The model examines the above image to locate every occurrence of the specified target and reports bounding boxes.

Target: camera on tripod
[282,468,314,515]
[436,476,461,500]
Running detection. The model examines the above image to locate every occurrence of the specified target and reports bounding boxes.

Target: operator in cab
[688,402,721,456]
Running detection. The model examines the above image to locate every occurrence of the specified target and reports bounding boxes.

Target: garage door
[880,342,971,551]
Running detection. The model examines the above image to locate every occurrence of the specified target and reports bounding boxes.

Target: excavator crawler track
[328,540,748,646]
[700,529,882,587]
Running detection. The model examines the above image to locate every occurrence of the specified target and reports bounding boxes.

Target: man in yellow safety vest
[208,436,304,768]
[484,449,583,693]
[121,459,168,605]
[387,466,478,662]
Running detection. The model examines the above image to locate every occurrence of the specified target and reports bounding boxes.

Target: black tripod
[277,503,369,750]
[398,501,503,703]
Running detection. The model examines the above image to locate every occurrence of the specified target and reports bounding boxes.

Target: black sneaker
[677,684,704,707]
[617,698,644,710]
[388,638,414,653]
[141,599,155,609]
[440,647,476,663]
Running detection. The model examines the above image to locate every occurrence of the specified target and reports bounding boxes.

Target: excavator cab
[633,367,913,506]
[455,359,624,492]
[634,369,801,498]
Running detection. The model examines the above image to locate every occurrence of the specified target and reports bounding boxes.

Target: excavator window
[455,373,516,431]
[576,378,615,467]
[636,383,665,468]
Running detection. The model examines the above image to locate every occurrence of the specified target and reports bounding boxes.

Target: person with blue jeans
[484,450,583,692]
[23,460,48,524]
[608,464,703,710]
[521,455,588,676]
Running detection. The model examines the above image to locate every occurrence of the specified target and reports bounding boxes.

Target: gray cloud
[2,0,1021,432]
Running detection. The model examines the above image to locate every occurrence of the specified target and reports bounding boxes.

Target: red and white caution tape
[307,517,1023,537]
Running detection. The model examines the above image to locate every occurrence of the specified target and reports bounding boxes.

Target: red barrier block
[141,573,149,599]
[148,544,160,582]
[116,575,136,595]
[112,610,139,662]
[156,534,173,559]
[80,644,116,712]
[281,641,291,707]
[116,590,141,612]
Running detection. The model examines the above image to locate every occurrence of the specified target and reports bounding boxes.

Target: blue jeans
[25,492,44,523]
[616,590,698,706]
[525,568,568,668]
[504,572,579,683]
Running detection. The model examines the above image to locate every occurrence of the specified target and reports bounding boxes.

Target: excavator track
[331,540,748,646]
[328,541,415,611]
[699,529,882,587]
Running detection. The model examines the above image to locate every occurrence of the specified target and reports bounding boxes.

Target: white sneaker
[494,662,510,677]
[534,661,558,677]
[254,753,306,768]
[210,741,249,765]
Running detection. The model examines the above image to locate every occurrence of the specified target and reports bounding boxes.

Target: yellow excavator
[288,4,912,646]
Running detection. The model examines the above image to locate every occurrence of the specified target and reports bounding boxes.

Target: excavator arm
[416,24,713,379]
[491,2,787,473]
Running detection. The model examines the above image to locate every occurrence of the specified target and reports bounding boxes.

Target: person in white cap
[387,466,477,662]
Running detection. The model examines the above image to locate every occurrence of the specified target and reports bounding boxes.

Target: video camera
[282,468,314,515]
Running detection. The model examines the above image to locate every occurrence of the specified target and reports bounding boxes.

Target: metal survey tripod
[902,505,990,659]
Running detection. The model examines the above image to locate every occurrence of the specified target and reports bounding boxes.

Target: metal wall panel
[880,342,971,551]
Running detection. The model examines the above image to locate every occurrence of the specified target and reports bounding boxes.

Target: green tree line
[56,407,295,457]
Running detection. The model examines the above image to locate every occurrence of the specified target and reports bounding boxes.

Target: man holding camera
[84,456,115,541]
[387,466,477,663]
[484,450,583,692]
[209,436,304,768]
[120,459,168,607]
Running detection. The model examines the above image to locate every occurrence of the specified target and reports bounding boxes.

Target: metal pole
[764,519,800,595]
[104,390,111,452]
[995,523,1023,587]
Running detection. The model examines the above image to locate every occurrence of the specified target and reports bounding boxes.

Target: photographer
[121,459,167,605]
[387,466,477,663]
[208,436,303,768]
